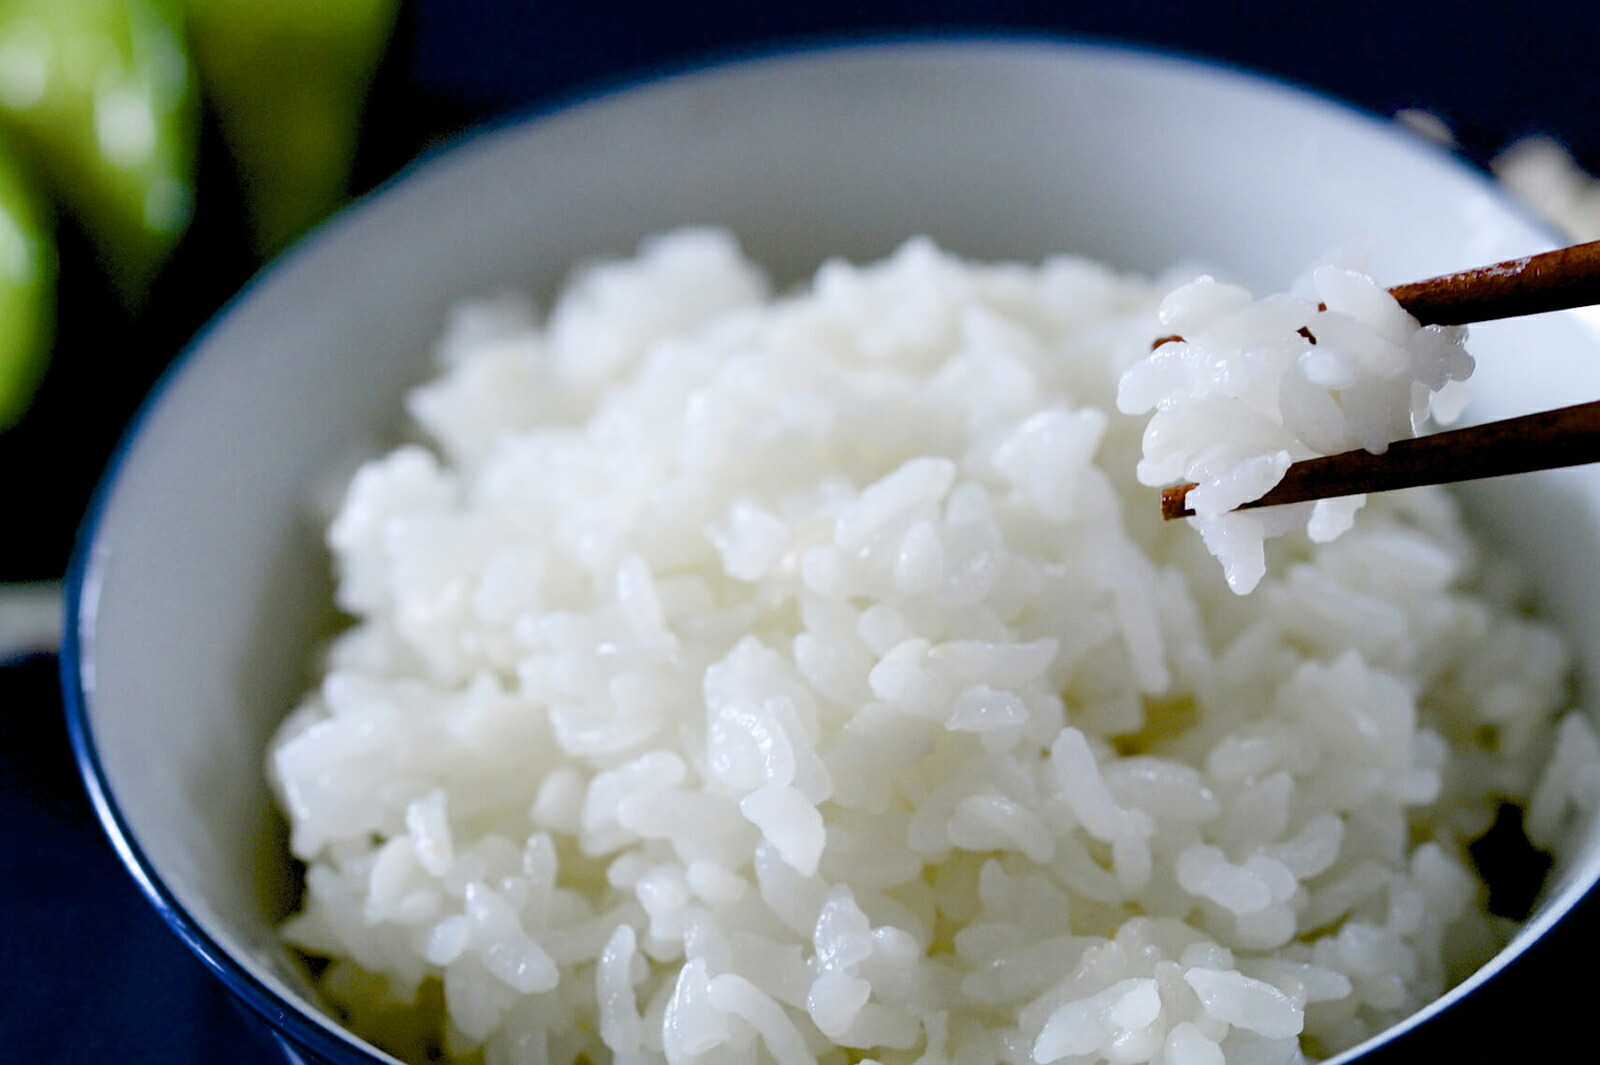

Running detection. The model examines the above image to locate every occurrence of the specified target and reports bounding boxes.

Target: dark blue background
[5,2,1598,1063]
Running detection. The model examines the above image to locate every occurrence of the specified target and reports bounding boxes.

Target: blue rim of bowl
[57,29,1582,1065]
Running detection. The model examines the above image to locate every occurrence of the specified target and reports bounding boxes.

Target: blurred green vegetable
[0,136,53,430]
[183,0,398,256]
[0,0,196,300]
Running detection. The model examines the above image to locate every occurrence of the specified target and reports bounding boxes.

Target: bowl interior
[66,38,1600,1063]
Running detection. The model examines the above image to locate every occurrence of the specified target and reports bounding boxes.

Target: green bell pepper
[0,0,197,300]
[183,0,398,256]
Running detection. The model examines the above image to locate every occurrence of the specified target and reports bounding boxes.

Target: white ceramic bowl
[63,37,1600,1065]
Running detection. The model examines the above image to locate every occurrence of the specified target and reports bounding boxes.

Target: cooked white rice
[1116,248,1474,595]
[269,230,1595,1065]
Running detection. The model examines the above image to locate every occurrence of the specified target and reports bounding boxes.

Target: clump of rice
[269,230,1596,1065]
[1116,248,1474,594]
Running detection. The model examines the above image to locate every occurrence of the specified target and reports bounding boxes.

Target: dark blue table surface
[6,2,1599,1062]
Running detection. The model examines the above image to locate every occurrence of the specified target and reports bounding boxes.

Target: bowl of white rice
[62,37,1600,1065]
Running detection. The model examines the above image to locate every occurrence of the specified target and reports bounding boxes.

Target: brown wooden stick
[1389,239,1600,325]
[1160,399,1600,520]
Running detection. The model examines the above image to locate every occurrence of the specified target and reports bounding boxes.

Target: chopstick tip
[1161,483,1196,520]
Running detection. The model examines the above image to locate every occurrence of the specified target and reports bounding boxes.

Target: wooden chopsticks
[1161,400,1600,520]
[1388,239,1600,326]
[1159,239,1600,520]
